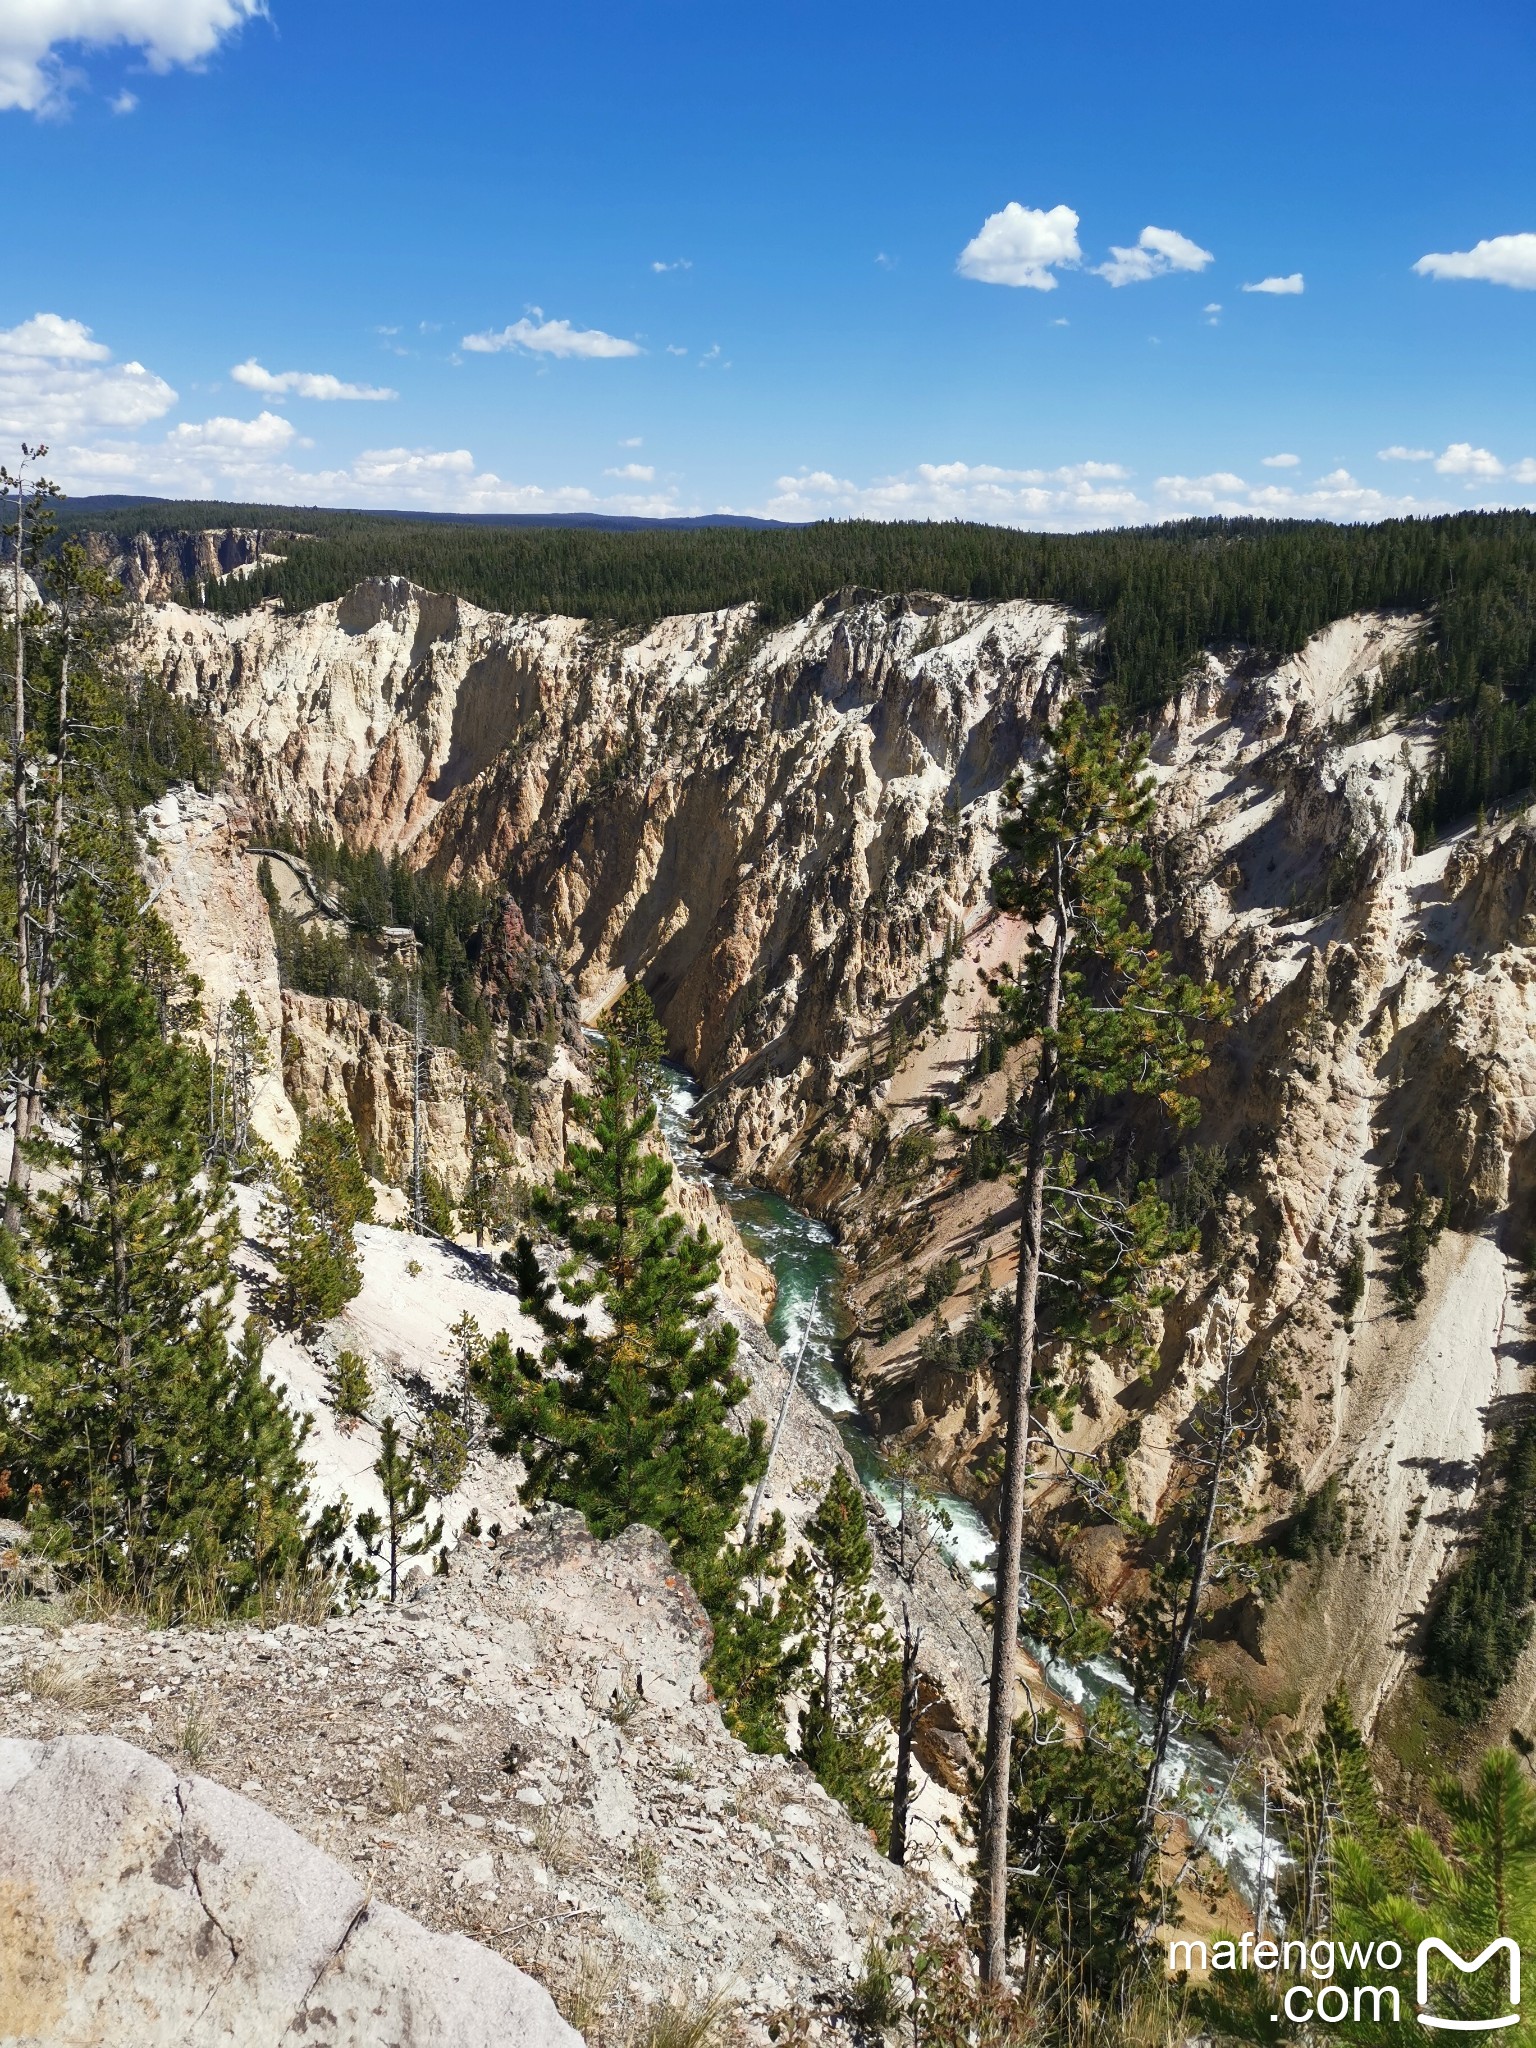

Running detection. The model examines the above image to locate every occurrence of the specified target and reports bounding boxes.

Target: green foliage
[787,1466,900,1834]
[261,825,493,1024]
[1167,1143,1230,1240]
[117,677,223,805]
[916,1290,1009,1380]
[1308,1750,1536,2048]
[1004,1696,1153,1994]
[411,1167,452,1236]
[66,503,1536,725]
[413,1408,470,1497]
[1388,1174,1447,1316]
[258,1162,362,1334]
[204,990,269,1174]
[993,702,1228,1369]
[700,1511,809,1754]
[1274,1694,1400,1942]
[1424,1420,1536,1717]
[460,1088,518,1247]
[1337,1235,1367,1322]
[1283,1473,1350,1562]
[355,1415,443,1601]
[296,1112,375,1231]
[0,889,319,1614]
[876,1280,917,1341]
[327,1347,373,1425]
[892,1126,936,1177]
[882,1442,955,1583]
[474,1030,787,1739]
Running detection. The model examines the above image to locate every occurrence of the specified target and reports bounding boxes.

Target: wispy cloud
[1242,273,1305,295]
[231,358,397,401]
[651,258,692,273]
[957,202,1081,290]
[1095,225,1213,286]
[461,314,641,359]
[1378,445,1435,462]
[761,459,1135,525]
[0,0,266,115]
[1414,233,1536,290]
[605,461,655,480]
[1261,453,1300,468]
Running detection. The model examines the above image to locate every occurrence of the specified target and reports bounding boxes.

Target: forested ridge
[59,503,1536,736]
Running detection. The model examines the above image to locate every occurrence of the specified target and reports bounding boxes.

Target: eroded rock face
[0,1732,582,2048]
[136,584,1077,1172]
[86,525,287,603]
[279,988,570,1193]
[140,787,299,1155]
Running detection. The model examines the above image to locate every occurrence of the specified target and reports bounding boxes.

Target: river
[656,1067,1280,1913]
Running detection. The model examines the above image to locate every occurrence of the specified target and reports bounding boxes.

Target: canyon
[131,573,1536,1768]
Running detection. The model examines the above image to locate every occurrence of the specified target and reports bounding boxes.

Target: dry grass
[15,1657,116,1709]
[533,1809,583,1875]
[176,1702,218,1765]
[630,1836,668,1909]
[553,1946,622,2040]
[638,1992,736,2048]
[378,1752,422,1814]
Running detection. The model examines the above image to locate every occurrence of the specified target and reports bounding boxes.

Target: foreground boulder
[0,1734,583,2048]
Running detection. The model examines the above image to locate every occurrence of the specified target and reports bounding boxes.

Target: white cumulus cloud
[1414,233,1536,290]
[461,315,641,359]
[1243,274,1304,295]
[1435,442,1506,477]
[231,359,397,402]
[1095,225,1213,287]
[0,309,175,438]
[0,0,265,114]
[605,461,655,481]
[957,203,1081,290]
[166,410,299,452]
[1261,453,1300,468]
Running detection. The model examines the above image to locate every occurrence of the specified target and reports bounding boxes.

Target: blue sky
[1,0,1533,525]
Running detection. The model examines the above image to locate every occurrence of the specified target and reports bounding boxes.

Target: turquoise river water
[656,1068,1279,1913]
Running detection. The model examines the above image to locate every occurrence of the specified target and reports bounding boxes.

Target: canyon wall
[137,578,1536,1744]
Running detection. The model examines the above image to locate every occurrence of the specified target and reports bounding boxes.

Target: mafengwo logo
[1167,1932,1522,2030]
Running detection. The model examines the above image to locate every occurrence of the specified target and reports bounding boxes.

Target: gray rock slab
[0,1734,584,2048]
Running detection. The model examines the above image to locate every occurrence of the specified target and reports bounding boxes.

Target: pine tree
[259,1161,361,1335]
[977,701,1227,1979]
[0,886,318,1612]
[1003,1696,1151,1995]
[355,1416,443,1601]
[788,1466,900,1834]
[478,1034,763,1570]
[205,990,269,1174]
[476,1021,796,1742]
[461,1082,517,1247]
[295,1110,375,1232]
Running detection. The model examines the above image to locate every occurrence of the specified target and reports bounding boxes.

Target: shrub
[1282,1474,1348,1561]
[328,1348,373,1426]
[413,1409,470,1497]
[1424,1421,1536,1716]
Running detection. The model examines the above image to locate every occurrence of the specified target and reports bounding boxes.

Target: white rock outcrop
[0,1732,583,2048]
